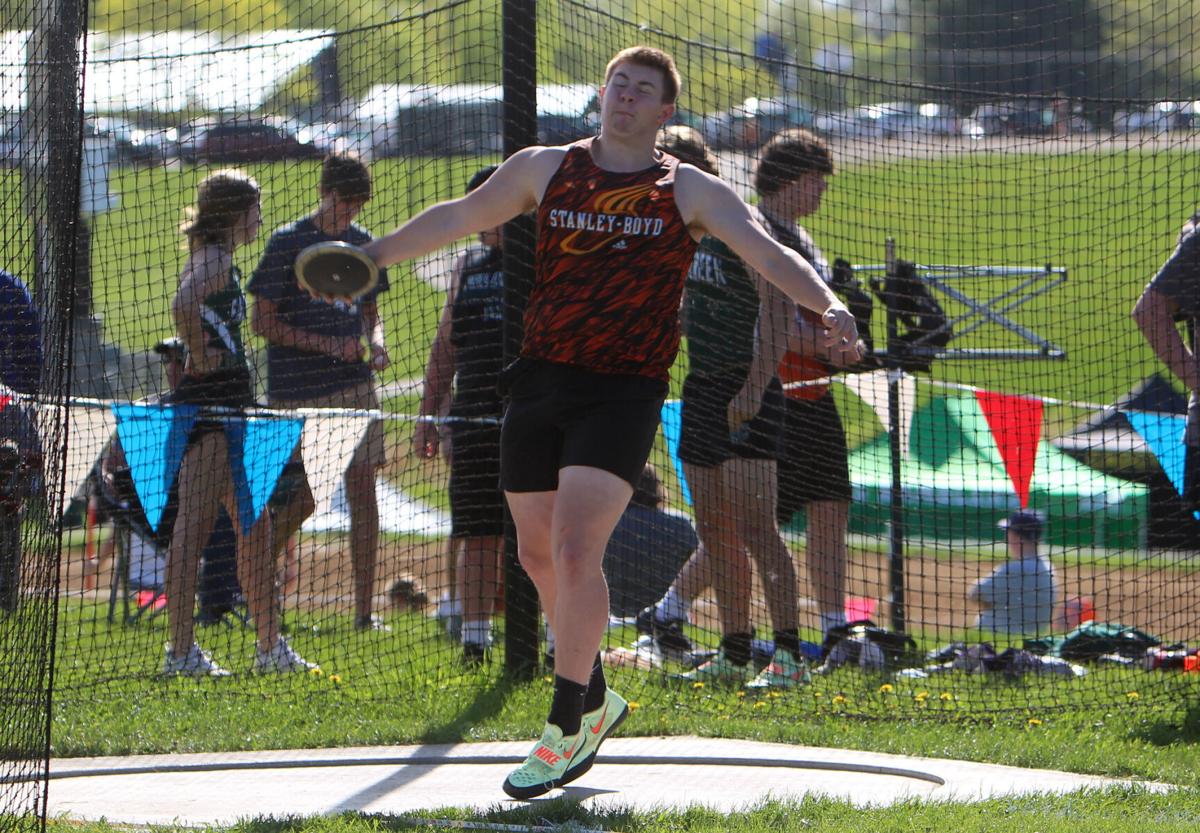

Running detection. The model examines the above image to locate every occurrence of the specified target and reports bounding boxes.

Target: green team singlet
[683,235,759,378]
[199,265,249,372]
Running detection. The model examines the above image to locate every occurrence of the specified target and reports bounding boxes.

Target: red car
[182,119,321,163]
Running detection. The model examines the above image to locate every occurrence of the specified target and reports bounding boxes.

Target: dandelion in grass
[879,683,894,694]
[768,692,782,699]
[328,674,342,685]
[735,691,746,699]
[1028,718,1043,727]
[692,682,704,690]
[832,694,847,706]
[914,691,929,704]
[940,692,953,701]
[1126,691,1140,701]
[309,667,324,677]
[754,701,767,709]
[628,701,640,711]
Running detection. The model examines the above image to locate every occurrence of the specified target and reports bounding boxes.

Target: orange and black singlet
[524,139,698,382]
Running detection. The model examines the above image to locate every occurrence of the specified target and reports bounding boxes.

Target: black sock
[773,628,802,662]
[547,675,588,735]
[721,632,753,667]
[584,653,607,712]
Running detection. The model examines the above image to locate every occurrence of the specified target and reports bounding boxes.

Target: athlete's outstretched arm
[365,147,549,268]
[676,167,858,352]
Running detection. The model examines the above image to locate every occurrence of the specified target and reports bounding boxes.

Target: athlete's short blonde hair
[605,46,682,104]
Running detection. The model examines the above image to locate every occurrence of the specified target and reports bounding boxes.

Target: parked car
[353,83,598,157]
[537,84,599,145]
[179,117,321,163]
[294,121,343,155]
[87,116,178,165]
[815,102,959,139]
[960,100,1092,138]
[701,96,812,150]
[1114,101,1200,134]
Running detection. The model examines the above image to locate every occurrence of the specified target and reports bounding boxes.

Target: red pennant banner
[975,390,1044,508]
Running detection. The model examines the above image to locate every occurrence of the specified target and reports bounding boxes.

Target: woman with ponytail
[163,169,317,676]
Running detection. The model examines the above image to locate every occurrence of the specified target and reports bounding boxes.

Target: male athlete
[365,46,860,799]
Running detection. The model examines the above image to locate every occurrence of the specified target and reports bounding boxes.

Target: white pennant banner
[839,370,916,460]
[298,411,373,520]
[55,404,116,514]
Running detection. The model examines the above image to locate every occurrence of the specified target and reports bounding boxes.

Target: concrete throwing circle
[42,736,1160,824]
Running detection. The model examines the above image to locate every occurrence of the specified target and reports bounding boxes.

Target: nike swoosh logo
[590,705,608,734]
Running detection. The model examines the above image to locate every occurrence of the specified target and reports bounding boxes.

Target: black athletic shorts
[449,420,505,538]
[677,372,785,468]
[268,458,307,513]
[170,367,254,443]
[500,358,667,493]
[776,390,851,525]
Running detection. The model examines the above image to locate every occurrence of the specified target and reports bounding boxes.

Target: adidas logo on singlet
[612,240,628,250]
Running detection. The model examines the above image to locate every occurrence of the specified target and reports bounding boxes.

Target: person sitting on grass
[969,509,1057,637]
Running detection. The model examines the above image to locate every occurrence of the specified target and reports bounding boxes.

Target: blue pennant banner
[1127,411,1197,517]
[659,399,691,507]
[225,415,304,534]
[112,403,199,533]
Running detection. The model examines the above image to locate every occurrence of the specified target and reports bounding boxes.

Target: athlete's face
[600,62,675,136]
[232,201,262,248]
[777,170,828,219]
[320,189,368,230]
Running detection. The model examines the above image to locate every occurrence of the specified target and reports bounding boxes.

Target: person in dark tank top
[166,169,317,678]
[364,46,861,800]
[414,166,508,667]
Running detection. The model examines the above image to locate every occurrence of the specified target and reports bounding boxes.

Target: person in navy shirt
[247,153,391,631]
[0,269,42,612]
[0,269,42,395]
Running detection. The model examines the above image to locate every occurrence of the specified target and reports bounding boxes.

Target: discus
[294,241,379,301]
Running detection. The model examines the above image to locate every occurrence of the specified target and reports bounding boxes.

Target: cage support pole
[501,0,540,679]
[884,237,907,634]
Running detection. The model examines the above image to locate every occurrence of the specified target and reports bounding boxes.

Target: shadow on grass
[1133,701,1200,747]
[418,671,525,745]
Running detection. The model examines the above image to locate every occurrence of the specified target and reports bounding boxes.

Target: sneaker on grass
[746,650,811,689]
[162,642,230,678]
[254,635,319,673]
[635,605,694,662]
[675,649,750,684]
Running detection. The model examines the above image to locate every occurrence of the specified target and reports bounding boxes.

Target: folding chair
[103,488,168,625]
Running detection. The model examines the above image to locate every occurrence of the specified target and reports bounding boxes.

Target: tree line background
[7,0,1200,123]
